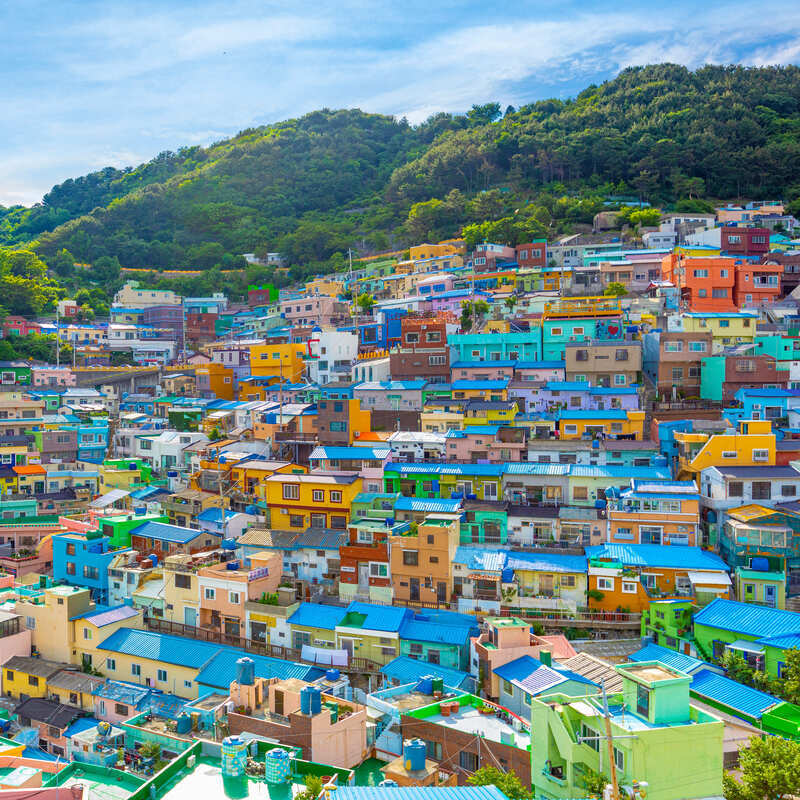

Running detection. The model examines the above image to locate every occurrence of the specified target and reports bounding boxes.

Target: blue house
[398,610,479,670]
[735,387,800,421]
[52,532,130,604]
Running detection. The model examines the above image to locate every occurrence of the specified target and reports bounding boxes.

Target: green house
[96,512,168,548]
[383,463,504,502]
[531,661,723,800]
[460,500,508,545]
[350,492,399,523]
[641,599,694,651]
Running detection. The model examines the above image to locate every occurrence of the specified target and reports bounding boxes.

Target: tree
[720,650,755,687]
[49,248,76,277]
[460,301,473,332]
[356,293,375,315]
[468,767,532,800]
[628,208,662,227]
[504,295,518,313]
[90,255,121,284]
[294,776,323,800]
[466,103,502,127]
[780,648,800,704]
[723,735,800,800]
[604,282,628,297]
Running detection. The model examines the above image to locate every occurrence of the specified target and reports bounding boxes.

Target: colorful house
[558,409,645,440]
[383,463,504,502]
[264,472,362,531]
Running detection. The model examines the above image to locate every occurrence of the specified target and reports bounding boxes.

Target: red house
[516,240,547,268]
[721,226,770,257]
[3,316,40,337]
[733,261,783,308]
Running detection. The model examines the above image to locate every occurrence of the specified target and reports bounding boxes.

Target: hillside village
[1,200,800,799]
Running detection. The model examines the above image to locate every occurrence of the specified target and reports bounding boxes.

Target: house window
[597,577,613,591]
[106,658,116,671]
[752,449,769,462]
[330,490,343,503]
[622,581,637,594]
[782,485,797,497]
[114,702,127,715]
[313,490,324,503]
[459,751,479,772]
[581,723,599,751]
[564,425,578,435]
[752,482,771,500]
[403,551,419,566]
[636,683,649,716]
[614,374,627,385]
[502,679,513,695]
[157,669,167,682]
[205,588,216,600]
[671,367,683,381]
[369,563,388,578]
[425,741,443,760]
[614,747,625,772]
[573,486,588,500]
[229,592,240,604]
[131,664,141,676]
[290,515,304,527]
[282,483,299,500]
[664,341,683,353]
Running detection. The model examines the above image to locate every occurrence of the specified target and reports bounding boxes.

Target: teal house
[448,332,542,362]
[398,612,479,670]
[460,499,508,545]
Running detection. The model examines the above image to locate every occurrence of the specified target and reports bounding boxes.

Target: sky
[2,0,800,207]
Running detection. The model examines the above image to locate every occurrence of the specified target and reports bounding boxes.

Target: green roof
[736,569,784,581]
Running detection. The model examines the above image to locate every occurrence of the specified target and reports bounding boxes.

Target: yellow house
[162,554,200,626]
[264,472,363,531]
[249,342,307,382]
[47,669,105,710]
[677,419,775,480]
[558,409,645,440]
[463,402,519,427]
[2,655,68,700]
[14,585,144,665]
[451,382,509,402]
[676,312,758,352]
[227,460,306,504]
[305,277,344,297]
[421,408,464,433]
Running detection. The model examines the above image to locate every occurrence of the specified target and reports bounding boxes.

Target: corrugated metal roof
[309,446,391,461]
[587,543,729,571]
[629,644,710,675]
[398,620,475,646]
[195,649,322,689]
[128,521,210,544]
[288,603,347,630]
[453,547,507,572]
[334,788,507,800]
[394,497,462,513]
[694,598,800,639]
[690,668,779,719]
[506,551,587,574]
[559,653,624,692]
[379,656,472,690]
[82,605,140,628]
[386,463,504,476]
[97,627,221,668]
[342,601,412,632]
[92,680,150,705]
[504,463,571,476]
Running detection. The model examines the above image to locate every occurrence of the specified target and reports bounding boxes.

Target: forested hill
[4,63,800,273]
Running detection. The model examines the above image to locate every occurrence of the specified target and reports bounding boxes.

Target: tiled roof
[14,697,85,729]
[693,598,800,639]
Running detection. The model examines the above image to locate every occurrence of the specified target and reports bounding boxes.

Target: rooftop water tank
[416,676,433,695]
[300,686,322,715]
[221,538,238,550]
[175,713,191,734]
[236,657,255,686]
[403,739,426,772]
[221,736,248,778]
[226,560,240,571]
[325,669,340,682]
[264,748,291,784]
[379,780,399,787]
[751,557,770,572]
[147,554,158,567]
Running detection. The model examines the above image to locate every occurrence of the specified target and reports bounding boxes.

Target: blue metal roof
[128,521,212,544]
[690,668,780,719]
[64,717,101,739]
[514,361,566,369]
[453,547,508,572]
[587,544,729,571]
[506,551,588,574]
[694,598,800,639]
[386,463,504,476]
[394,497,462,513]
[288,603,347,630]
[452,360,517,368]
[736,387,800,398]
[334,787,506,800]
[398,620,476,646]
[342,601,412,632]
[629,643,711,675]
[560,409,630,420]
[570,465,671,479]
[93,680,150,706]
[380,656,473,690]
[130,486,170,500]
[494,655,595,693]
[451,380,510,390]
[309,446,391,460]
[195,649,322,689]
[445,425,502,437]
[756,633,800,649]
[196,508,242,523]
[97,628,221,668]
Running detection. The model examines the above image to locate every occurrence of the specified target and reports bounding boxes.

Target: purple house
[518,381,640,413]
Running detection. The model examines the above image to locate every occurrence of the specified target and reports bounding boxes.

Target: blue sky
[2,0,799,206]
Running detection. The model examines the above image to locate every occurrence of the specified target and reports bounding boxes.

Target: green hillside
[2,63,800,280]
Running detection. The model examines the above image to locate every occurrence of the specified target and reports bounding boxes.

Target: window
[131,664,141,677]
[551,328,562,336]
[564,425,578,435]
[640,526,662,545]
[429,355,446,366]
[114,702,127,715]
[282,483,299,500]
[28,675,39,687]
[313,490,324,503]
[689,340,707,352]
[722,451,737,459]
[459,751,479,772]
[184,680,192,688]
[615,349,629,361]
[403,551,419,566]
[175,573,191,589]
[573,486,588,500]
[664,341,683,353]
[106,658,116,671]
[636,683,649,716]
[369,563,388,578]
[83,566,99,580]
[290,515,304,527]
[157,669,167,682]
[622,581,637,594]
[752,482,771,500]
[581,723,599,751]
[782,485,797,497]
[614,747,625,772]
[671,367,683,381]
[66,543,76,555]
[753,449,769,462]
[425,741,443,760]
[229,592,240,604]
[83,628,92,640]
[330,490,342,503]
[502,679,513,695]
[205,588,216,600]
[597,577,613,591]
[693,269,708,278]
[614,374,627,385]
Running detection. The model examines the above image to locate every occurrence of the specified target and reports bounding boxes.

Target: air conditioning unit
[280,508,288,514]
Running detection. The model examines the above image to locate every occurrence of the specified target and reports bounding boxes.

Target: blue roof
[64,717,102,738]
[309,446,391,460]
[342,601,412,632]
[386,463,504,477]
[693,598,800,639]
[736,387,800,398]
[514,361,565,369]
[21,747,61,762]
[93,680,151,706]
[495,655,595,693]
[451,380,509,390]
[445,425,501,437]
[393,497,462,513]
[399,620,476,646]
[587,544,729,571]
[97,627,221,668]
[452,360,516,368]
[196,507,242,523]
[380,656,473,690]
[288,603,347,630]
[543,381,592,391]
[629,643,710,675]
[560,409,629,420]
[453,547,508,572]
[129,521,212,544]
[690,668,780,719]
[130,486,170,500]
[195,649,323,689]
[506,551,588,574]
[334,788,506,800]
[569,465,670,479]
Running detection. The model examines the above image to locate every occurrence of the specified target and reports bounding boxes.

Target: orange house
[586,543,731,613]
[662,254,737,311]
[195,362,235,400]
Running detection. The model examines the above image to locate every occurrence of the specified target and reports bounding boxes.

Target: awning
[686,570,731,587]
[90,488,130,508]
[727,640,765,654]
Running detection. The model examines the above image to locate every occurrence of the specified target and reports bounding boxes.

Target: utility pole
[55,305,60,368]
[601,680,621,800]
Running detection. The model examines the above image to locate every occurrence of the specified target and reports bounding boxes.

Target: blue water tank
[592,439,600,449]
[135,507,146,515]
[167,471,178,478]
[221,538,238,550]
[653,455,668,467]
[403,739,427,772]
[325,669,340,682]
[415,677,433,695]
[751,557,770,572]
[175,713,191,734]
[300,686,322,715]
[379,780,399,787]
[226,560,240,571]
[236,657,255,686]
[148,554,158,567]
[501,567,514,583]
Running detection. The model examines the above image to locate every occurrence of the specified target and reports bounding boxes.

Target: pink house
[513,362,566,383]
[445,426,526,463]
[450,361,516,381]
[198,552,282,637]
[279,295,350,327]
[0,610,32,665]
[31,366,76,388]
